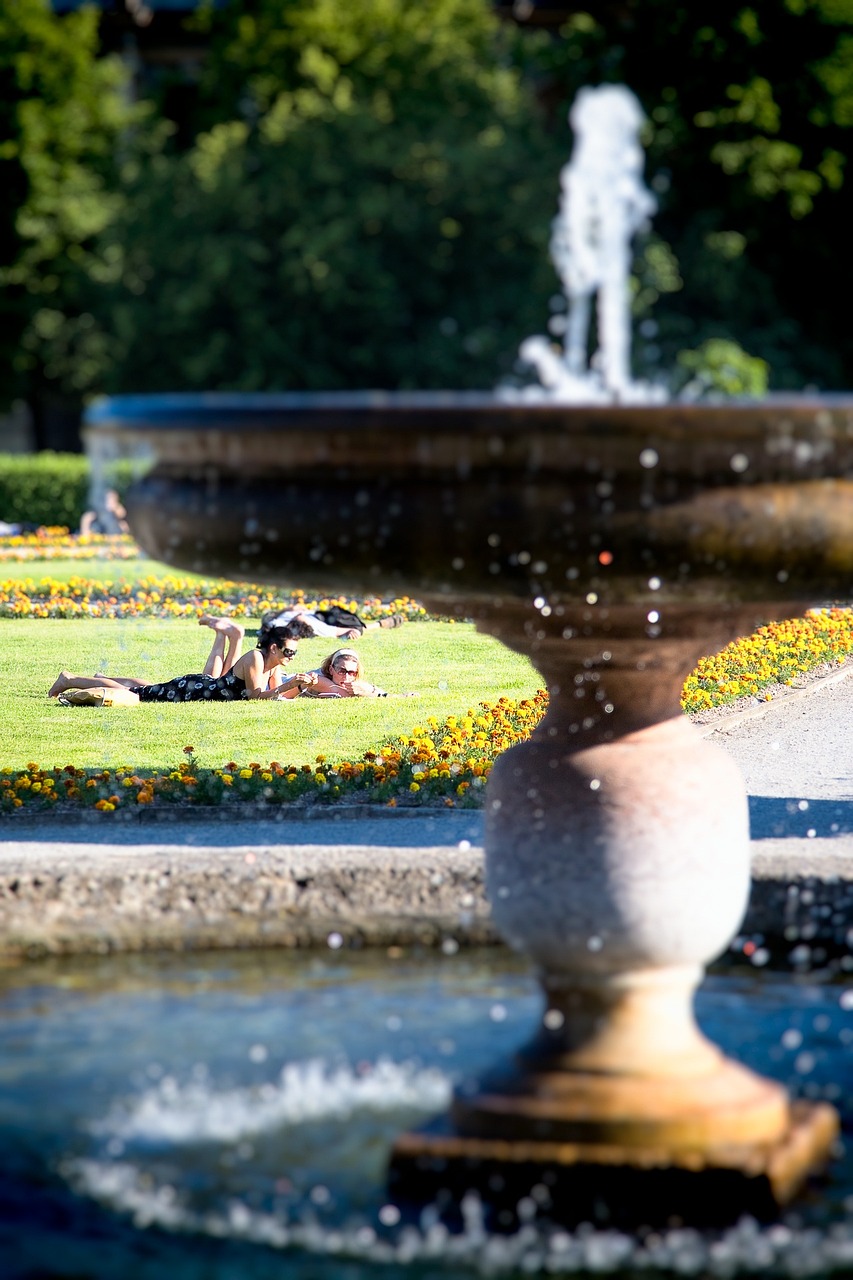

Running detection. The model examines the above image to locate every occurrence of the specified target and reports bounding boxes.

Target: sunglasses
[335,666,358,675]
[281,647,298,659]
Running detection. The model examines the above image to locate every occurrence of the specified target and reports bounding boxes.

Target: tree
[0,0,139,440]
[86,0,564,393]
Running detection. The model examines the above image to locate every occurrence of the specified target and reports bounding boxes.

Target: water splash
[64,1156,853,1277]
[90,1056,452,1145]
[508,84,666,405]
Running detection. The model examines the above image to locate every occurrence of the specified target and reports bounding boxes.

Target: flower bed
[0,575,428,623]
[681,607,853,713]
[0,531,140,562]
[0,693,548,815]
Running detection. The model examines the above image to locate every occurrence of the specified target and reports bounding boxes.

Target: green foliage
[675,338,769,398]
[78,0,562,392]
[0,0,142,410]
[0,452,134,528]
[6,0,853,402]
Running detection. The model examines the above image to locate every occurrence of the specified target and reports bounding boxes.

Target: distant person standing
[79,489,130,536]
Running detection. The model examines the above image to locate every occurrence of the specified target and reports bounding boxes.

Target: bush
[0,453,134,528]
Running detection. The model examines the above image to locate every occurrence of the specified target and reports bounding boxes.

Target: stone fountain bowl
[85,391,853,613]
[84,389,852,1222]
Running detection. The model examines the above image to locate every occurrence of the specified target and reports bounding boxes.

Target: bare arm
[239,651,289,699]
[274,672,321,699]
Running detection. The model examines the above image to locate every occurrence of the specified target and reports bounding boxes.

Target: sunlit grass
[3,617,540,773]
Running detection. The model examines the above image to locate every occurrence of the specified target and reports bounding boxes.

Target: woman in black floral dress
[48,618,317,703]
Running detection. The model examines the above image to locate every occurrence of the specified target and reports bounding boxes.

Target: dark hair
[282,619,314,640]
[256,624,298,655]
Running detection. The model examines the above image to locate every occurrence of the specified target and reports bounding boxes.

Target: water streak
[509,85,666,405]
[91,1056,452,1145]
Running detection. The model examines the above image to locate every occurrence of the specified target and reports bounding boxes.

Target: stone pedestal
[389,597,839,1223]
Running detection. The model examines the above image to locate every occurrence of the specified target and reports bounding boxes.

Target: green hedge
[0,453,135,529]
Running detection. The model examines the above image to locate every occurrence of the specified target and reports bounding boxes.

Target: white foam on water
[63,1156,853,1277]
[90,1056,452,1145]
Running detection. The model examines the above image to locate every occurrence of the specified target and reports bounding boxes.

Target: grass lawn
[0,558,177,585]
[4,616,541,772]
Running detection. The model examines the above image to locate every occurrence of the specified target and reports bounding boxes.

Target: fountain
[83,85,851,1229]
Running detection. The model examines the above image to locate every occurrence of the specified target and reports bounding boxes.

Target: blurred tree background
[3,0,853,439]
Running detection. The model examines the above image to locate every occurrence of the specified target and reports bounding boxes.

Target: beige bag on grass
[58,686,140,707]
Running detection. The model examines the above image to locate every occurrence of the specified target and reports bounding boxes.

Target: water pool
[1,947,851,1279]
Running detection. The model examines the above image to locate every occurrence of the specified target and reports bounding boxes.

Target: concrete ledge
[1,836,851,959]
[0,843,496,957]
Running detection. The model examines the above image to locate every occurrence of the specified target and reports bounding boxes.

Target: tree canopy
[0,0,140,422]
[4,0,853,411]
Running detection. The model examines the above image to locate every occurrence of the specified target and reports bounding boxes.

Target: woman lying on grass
[48,616,319,703]
[300,647,389,698]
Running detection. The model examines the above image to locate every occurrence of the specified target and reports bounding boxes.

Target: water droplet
[378,1204,401,1226]
[248,1044,268,1063]
[586,592,598,604]
[544,1008,565,1030]
[587,935,603,951]
[730,453,749,473]
[639,448,659,468]
[589,778,601,790]
[327,932,344,949]
[490,1003,508,1021]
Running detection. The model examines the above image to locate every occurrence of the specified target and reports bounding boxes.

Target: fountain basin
[1,947,850,1274]
[85,392,853,611]
[82,391,853,1224]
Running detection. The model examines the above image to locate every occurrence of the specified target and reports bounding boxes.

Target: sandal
[379,613,405,629]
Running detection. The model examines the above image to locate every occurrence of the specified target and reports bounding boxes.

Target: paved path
[2,671,853,954]
[696,667,853,878]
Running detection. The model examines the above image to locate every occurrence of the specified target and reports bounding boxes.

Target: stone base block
[388,1101,839,1230]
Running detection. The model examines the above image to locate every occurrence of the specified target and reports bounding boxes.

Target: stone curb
[1,839,850,960]
[0,802,457,828]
